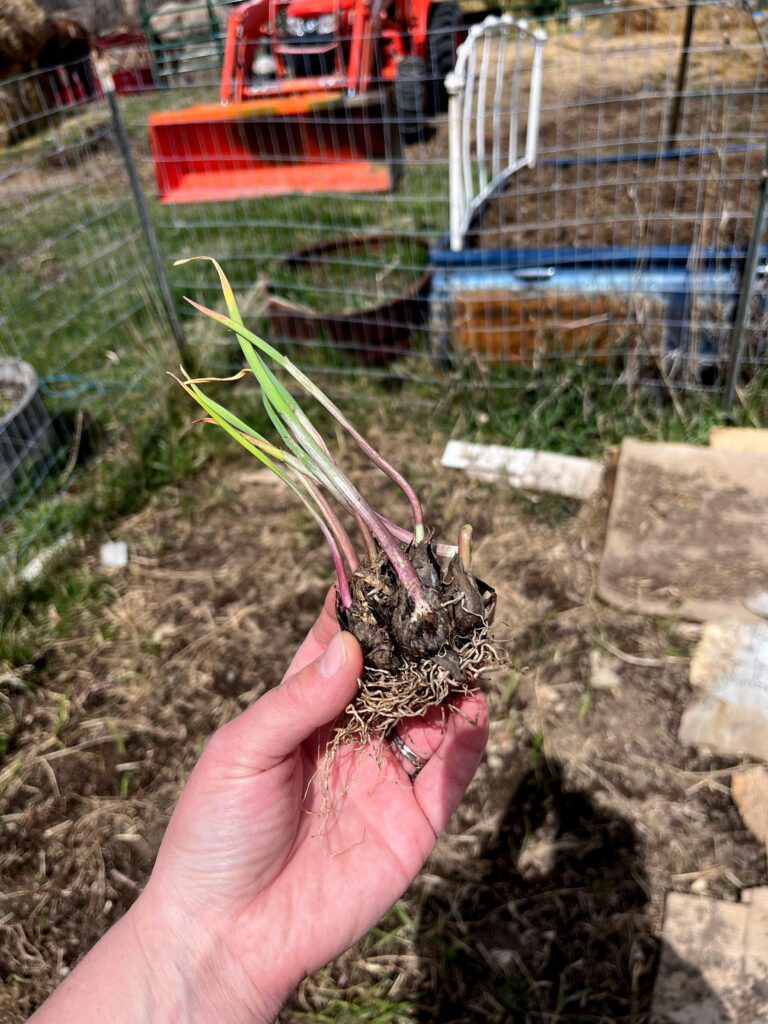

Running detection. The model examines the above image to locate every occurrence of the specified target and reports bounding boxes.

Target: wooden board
[441,440,603,500]
[597,438,768,620]
[709,427,768,453]
[452,289,665,364]
[652,889,768,1023]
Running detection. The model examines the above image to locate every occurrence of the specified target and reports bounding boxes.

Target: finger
[213,631,363,775]
[396,705,451,760]
[283,587,340,679]
[387,706,449,778]
[413,693,488,833]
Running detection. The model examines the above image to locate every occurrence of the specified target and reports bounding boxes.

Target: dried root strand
[332,627,502,750]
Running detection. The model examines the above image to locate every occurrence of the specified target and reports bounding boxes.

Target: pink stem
[305,480,359,575]
[375,514,458,559]
[332,477,428,607]
[339,428,424,541]
[318,520,352,609]
[351,508,377,563]
[293,378,425,539]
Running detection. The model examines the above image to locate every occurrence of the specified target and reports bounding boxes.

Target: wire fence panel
[122,0,474,384]
[0,63,176,564]
[94,31,156,96]
[117,0,768,396]
[442,2,768,388]
[141,0,245,86]
[446,16,547,251]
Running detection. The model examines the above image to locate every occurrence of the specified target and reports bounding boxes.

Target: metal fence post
[104,77,194,371]
[726,139,768,407]
[666,0,697,143]
[525,32,545,169]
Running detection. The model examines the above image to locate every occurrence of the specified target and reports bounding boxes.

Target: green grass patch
[360,358,768,457]
[0,393,237,664]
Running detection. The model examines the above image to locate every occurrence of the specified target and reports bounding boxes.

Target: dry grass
[2,418,767,1022]
[0,0,46,67]
[477,13,768,252]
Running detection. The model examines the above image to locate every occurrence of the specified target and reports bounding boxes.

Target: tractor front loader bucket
[149,90,401,202]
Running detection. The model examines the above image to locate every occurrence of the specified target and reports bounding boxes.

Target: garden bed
[471,147,765,254]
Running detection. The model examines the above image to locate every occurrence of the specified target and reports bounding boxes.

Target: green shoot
[171,259,435,612]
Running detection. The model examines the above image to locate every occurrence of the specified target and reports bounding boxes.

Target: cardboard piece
[709,427,768,453]
[598,439,768,620]
[680,619,768,759]
[651,889,768,1023]
[732,766,768,851]
[441,440,603,501]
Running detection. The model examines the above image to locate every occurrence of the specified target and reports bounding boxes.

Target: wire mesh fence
[445,1,768,389]
[0,61,179,565]
[1,0,768,570]
[118,0,768,392]
[140,0,244,86]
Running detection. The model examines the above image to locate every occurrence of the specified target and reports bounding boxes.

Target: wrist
[127,888,286,1024]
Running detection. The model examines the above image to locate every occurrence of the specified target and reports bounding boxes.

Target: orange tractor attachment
[148,0,461,202]
[149,89,399,201]
[149,0,400,202]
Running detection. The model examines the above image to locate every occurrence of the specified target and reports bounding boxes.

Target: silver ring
[390,734,426,777]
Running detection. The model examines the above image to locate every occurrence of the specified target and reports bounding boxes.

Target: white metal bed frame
[445,15,547,252]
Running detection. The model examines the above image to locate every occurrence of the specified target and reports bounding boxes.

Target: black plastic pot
[0,359,56,501]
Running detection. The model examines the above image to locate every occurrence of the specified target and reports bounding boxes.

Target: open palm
[138,589,488,1018]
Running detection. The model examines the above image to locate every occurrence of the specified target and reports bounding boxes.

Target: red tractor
[149,0,462,202]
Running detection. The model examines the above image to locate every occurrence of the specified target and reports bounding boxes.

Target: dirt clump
[336,539,498,741]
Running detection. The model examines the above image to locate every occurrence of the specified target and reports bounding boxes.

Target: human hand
[31,589,488,1024]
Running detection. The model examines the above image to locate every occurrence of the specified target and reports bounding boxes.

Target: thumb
[211,631,362,774]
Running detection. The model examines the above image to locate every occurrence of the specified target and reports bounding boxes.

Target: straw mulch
[0,0,47,70]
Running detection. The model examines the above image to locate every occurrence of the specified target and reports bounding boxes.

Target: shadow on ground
[415,757,727,1023]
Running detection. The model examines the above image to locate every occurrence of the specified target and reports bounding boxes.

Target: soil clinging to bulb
[335,538,499,744]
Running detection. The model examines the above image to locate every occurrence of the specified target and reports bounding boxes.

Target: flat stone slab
[679,697,768,761]
[709,432,768,621]
[597,439,768,620]
[441,440,603,501]
[690,620,768,712]
[679,619,768,759]
[652,889,768,1023]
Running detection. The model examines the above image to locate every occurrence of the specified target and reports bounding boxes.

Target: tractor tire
[426,2,462,115]
[394,56,428,144]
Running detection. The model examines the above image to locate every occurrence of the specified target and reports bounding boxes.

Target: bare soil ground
[2,425,766,1023]
[474,145,765,252]
[465,17,768,253]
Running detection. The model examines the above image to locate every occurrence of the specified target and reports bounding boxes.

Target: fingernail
[319,632,347,678]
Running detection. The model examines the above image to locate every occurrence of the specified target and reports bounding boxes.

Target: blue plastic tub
[429,243,768,382]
